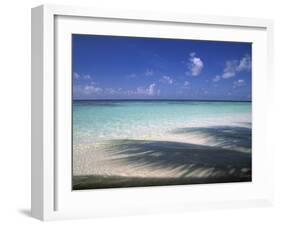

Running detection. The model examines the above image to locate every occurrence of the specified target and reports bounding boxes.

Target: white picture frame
[31,4,274,221]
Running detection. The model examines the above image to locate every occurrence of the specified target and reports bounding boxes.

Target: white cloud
[83,75,91,80]
[182,81,191,90]
[222,54,251,79]
[104,88,118,95]
[73,72,80,80]
[188,52,204,76]
[102,88,124,95]
[213,75,221,82]
[136,83,158,96]
[73,72,94,80]
[233,79,245,88]
[136,87,147,95]
[189,52,196,57]
[145,69,154,76]
[74,83,161,98]
[147,83,157,95]
[73,84,102,97]
[83,85,103,95]
[160,75,173,84]
[237,55,251,72]
[222,61,237,79]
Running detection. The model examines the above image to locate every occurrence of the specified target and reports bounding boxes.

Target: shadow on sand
[172,126,252,152]
[73,125,252,190]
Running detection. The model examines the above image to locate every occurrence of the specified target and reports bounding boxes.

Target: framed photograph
[31,4,274,221]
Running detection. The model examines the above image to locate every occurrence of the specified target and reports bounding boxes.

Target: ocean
[72,100,252,189]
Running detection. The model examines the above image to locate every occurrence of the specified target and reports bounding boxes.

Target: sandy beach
[73,121,252,189]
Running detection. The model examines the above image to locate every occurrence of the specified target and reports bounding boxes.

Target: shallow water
[73,100,251,144]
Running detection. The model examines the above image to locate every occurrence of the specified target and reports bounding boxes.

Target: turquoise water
[73,100,251,145]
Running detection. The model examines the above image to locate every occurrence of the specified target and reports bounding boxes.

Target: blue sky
[73,34,252,100]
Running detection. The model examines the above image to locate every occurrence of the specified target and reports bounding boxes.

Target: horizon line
[73,99,252,102]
